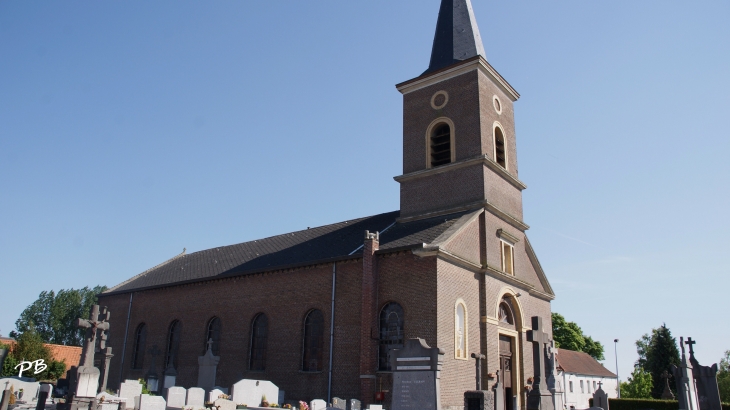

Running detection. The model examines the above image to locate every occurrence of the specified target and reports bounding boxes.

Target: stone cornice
[484,265,555,302]
[397,199,529,232]
[395,56,520,102]
[394,154,527,192]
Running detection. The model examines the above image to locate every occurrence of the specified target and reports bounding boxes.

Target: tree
[635,324,680,399]
[2,324,66,380]
[620,367,654,399]
[11,286,107,346]
[718,350,730,403]
[551,313,605,360]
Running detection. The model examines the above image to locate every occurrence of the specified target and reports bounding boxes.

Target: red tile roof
[0,337,81,373]
[556,348,617,378]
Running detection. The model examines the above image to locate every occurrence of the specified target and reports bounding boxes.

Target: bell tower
[395,0,527,227]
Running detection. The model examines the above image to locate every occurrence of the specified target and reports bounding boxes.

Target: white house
[557,348,618,410]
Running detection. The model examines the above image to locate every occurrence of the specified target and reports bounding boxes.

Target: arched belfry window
[494,126,507,168]
[132,323,147,369]
[165,320,182,370]
[379,302,405,370]
[430,123,452,167]
[455,301,468,359]
[205,317,222,356]
[249,313,268,371]
[302,309,324,371]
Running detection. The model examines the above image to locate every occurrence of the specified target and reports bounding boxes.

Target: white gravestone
[0,378,40,401]
[165,387,187,410]
[186,388,205,408]
[208,389,226,403]
[197,340,220,392]
[137,394,167,410]
[97,392,127,410]
[214,399,236,410]
[231,380,279,407]
[310,399,327,410]
[119,380,143,410]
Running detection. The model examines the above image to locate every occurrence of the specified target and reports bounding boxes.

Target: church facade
[97,1,555,410]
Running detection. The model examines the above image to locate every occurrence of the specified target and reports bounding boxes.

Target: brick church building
[98,1,555,409]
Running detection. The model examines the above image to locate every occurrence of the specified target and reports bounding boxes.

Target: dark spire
[424,0,486,75]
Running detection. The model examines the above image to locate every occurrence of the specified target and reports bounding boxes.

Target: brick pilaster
[359,230,380,405]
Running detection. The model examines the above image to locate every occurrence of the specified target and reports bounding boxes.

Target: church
[98,1,556,410]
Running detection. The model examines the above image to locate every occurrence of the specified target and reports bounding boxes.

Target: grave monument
[464,353,493,410]
[185,388,205,408]
[230,379,279,407]
[390,338,444,410]
[686,338,722,410]
[588,382,608,410]
[526,316,554,410]
[197,340,219,392]
[547,341,564,410]
[71,304,110,410]
[118,380,143,410]
[670,337,700,410]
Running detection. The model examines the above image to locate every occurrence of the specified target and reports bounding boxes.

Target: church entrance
[499,335,514,410]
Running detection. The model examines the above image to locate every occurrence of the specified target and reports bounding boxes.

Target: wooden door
[499,335,514,410]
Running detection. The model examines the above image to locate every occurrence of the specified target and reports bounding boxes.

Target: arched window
[249,313,268,371]
[430,123,452,167]
[205,317,222,356]
[302,309,325,371]
[455,301,468,359]
[494,126,507,168]
[498,301,514,325]
[379,302,404,371]
[131,323,147,369]
[164,320,181,370]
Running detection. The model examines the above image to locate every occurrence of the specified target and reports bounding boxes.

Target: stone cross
[661,371,675,400]
[471,353,486,390]
[527,316,549,390]
[76,304,110,368]
[686,338,696,356]
[206,338,214,353]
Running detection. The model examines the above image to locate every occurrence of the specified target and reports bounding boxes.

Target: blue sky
[1,1,728,381]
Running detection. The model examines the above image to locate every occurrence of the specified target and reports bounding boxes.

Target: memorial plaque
[390,338,444,410]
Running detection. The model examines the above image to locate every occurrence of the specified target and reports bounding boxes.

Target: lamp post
[614,339,620,398]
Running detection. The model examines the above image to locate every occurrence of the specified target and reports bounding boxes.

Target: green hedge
[589,399,730,410]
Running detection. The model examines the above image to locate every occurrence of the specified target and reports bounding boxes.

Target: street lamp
[614,339,620,398]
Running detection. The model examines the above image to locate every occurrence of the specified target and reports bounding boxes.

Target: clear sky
[1,1,728,382]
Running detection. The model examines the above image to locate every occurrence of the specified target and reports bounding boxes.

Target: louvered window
[430,124,452,167]
[495,127,507,168]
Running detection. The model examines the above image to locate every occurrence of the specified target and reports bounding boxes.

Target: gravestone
[687,338,722,410]
[137,394,166,410]
[366,405,382,410]
[196,340,219,392]
[185,388,205,408]
[547,341,564,410]
[332,398,346,410]
[1,387,11,410]
[348,399,361,410]
[208,389,225,403]
[213,399,235,410]
[310,399,327,410]
[589,382,609,410]
[230,380,279,407]
[465,352,492,410]
[165,386,186,410]
[492,371,504,410]
[671,337,700,410]
[390,338,444,410]
[119,380,143,410]
[661,371,675,400]
[0,378,41,401]
[278,391,285,406]
[35,384,52,410]
[97,391,127,410]
[72,304,110,407]
[526,317,554,410]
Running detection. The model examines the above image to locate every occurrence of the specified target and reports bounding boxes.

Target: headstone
[97,391,127,410]
[119,380,143,410]
[671,337,700,410]
[310,400,327,410]
[196,340,219,392]
[687,338,722,410]
[185,388,205,408]
[99,347,114,394]
[390,338,444,410]
[1,388,11,410]
[137,394,166,410]
[470,353,486,390]
[72,305,109,403]
[589,382,609,410]
[547,341,564,410]
[165,387,186,410]
[366,405,382,410]
[278,391,285,407]
[661,371,675,400]
[526,317,554,410]
[230,380,279,407]
[348,399,361,410]
[464,391,494,410]
[332,398,346,410]
[208,389,225,403]
[492,371,504,410]
[0,378,41,403]
[35,384,52,410]
[213,399,235,410]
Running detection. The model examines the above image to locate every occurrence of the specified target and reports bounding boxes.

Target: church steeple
[425,0,486,75]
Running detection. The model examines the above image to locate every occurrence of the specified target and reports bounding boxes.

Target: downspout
[327,262,337,404]
[118,292,134,385]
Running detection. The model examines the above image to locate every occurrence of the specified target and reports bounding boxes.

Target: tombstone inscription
[390,338,444,410]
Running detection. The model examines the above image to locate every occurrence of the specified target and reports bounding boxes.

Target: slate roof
[105,210,470,295]
[425,0,486,75]
[556,348,617,378]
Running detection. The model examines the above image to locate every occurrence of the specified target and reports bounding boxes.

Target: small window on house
[205,317,222,356]
[494,126,506,168]
[501,241,514,275]
[132,323,147,369]
[593,381,597,391]
[569,381,573,393]
[249,313,268,371]
[164,320,181,370]
[455,301,467,359]
[302,309,325,371]
[430,123,452,167]
[580,380,584,393]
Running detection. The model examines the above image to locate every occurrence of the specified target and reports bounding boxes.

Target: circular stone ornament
[493,95,502,114]
[431,91,449,110]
